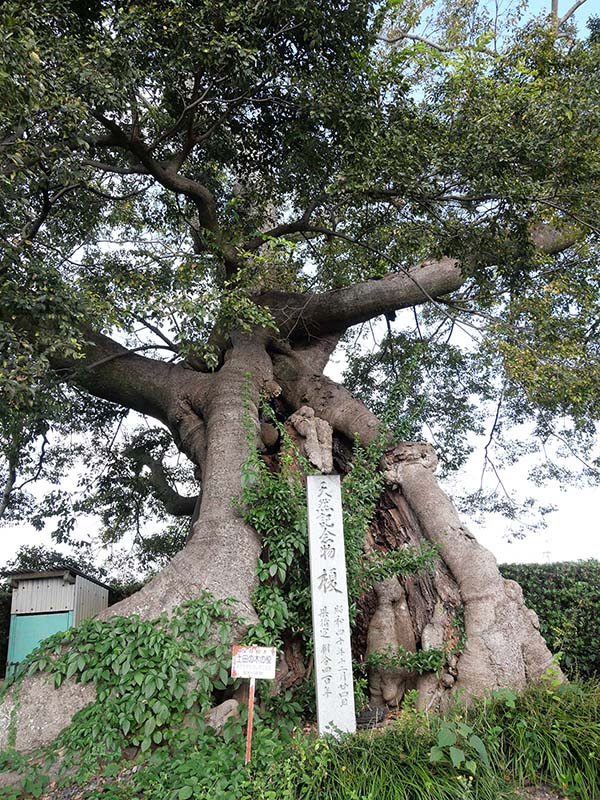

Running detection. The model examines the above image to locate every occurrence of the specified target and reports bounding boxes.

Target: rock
[356,705,388,729]
[0,672,96,753]
[441,672,455,688]
[204,699,239,734]
[260,422,279,449]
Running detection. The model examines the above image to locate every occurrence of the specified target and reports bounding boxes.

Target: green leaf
[134,705,145,726]
[178,787,193,800]
[449,746,465,768]
[437,726,457,747]
[144,717,156,736]
[66,660,79,680]
[468,734,490,768]
[429,746,444,763]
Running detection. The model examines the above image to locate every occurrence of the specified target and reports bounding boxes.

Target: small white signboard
[231,645,277,680]
[231,645,277,764]
[307,474,356,737]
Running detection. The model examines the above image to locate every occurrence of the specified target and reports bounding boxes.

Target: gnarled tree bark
[0,229,568,758]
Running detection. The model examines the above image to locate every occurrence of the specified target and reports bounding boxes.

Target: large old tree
[1,0,599,752]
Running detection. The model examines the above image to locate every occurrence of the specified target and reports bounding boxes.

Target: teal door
[6,612,74,676]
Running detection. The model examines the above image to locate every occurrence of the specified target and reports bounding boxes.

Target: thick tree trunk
[357,443,557,714]
[381,443,557,710]
[100,333,274,624]
[0,339,559,759]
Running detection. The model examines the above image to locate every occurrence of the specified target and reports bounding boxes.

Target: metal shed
[5,567,109,677]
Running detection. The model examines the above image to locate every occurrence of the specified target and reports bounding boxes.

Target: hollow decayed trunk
[0,341,559,756]
[360,444,556,712]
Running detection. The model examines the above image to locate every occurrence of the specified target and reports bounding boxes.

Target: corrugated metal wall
[11,577,75,614]
[6,572,109,676]
[73,576,109,625]
[6,611,74,676]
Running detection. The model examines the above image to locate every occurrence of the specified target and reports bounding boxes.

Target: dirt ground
[519,785,568,800]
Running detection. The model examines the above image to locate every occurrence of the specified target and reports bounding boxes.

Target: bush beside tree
[500,560,600,679]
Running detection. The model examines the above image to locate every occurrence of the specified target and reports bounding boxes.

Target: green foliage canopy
[0,0,599,553]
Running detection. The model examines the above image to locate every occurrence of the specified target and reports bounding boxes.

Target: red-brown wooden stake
[245,677,256,766]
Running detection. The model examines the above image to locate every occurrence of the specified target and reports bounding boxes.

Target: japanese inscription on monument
[307,474,356,736]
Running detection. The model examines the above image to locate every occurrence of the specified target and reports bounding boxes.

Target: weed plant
[472,681,600,800]
[247,682,600,800]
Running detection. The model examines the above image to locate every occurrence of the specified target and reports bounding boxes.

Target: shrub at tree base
[1,677,598,799]
[500,560,600,680]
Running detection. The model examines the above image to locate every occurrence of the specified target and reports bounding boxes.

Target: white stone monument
[307,474,356,736]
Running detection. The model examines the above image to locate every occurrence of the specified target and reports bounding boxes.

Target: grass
[247,681,600,800]
[2,681,599,799]
[476,681,600,799]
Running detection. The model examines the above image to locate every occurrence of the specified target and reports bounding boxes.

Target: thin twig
[480,389,504,492]
[13,434,49,494]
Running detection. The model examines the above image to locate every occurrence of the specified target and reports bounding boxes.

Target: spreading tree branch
[559,0,588,25]
[48,328,212,426]
[259,222,581,342]
[261,255,465,341]
[128,447,199,517]
[91,111,220,237]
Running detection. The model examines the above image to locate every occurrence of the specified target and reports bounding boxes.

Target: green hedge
[500,560,600,679]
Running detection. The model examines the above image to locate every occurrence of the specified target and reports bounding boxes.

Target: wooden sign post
[231,645,277,764]
[307,474,356,737]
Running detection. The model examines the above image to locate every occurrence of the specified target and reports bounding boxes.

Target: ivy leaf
[66,660,79,680]
[144,717,156,737]
[134,705,145,726]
